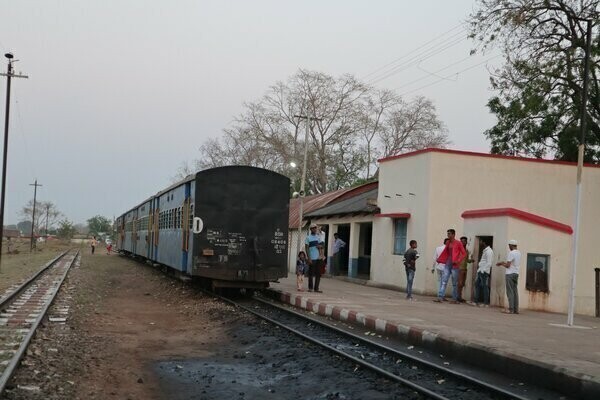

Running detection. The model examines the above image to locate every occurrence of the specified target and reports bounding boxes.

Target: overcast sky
[0,0,499,225]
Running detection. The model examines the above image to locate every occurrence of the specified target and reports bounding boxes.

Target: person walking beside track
[91,236,97,255]
[497,239,521,314]
[471,238,493,307]
[434,229,466,304]
[305,223,325,293]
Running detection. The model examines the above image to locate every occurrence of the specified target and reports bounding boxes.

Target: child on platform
[296,251,308,291]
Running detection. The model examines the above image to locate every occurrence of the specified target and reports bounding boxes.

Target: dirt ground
[2,251,235,399]
[2,251,419,400]
[0,240,72,293]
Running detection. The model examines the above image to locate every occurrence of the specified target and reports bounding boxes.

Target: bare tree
[189,69,450,190]
[378,96,450,157]
[19,200,62,234]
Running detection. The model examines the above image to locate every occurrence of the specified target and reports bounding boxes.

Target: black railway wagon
[116,166,290,289]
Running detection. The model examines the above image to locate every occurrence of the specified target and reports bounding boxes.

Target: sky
[0,0,500,226]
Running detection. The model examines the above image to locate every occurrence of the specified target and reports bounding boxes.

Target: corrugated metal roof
[288,187,353,229]
[288,181,379,228]
[305,187,379,218]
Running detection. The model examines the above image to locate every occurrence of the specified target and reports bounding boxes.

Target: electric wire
[396,55,501,97]
[393,54,480,90]
[12,90,37,180]
[361,23,466,80]
[367,32,469,85]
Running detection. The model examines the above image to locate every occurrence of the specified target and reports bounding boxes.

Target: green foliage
[57,219,76,240]
[87,215,112,235]
[470,0,600,162]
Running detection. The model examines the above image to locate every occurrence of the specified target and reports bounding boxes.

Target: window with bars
[526,253,549,293]
[393,218,408,255]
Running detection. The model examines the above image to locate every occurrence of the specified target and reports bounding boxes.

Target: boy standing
[403,240,419,300]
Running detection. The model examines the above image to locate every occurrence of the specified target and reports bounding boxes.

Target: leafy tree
[19,200,62,234]
[57,219,76,240]
[16,220,32,235]
[87,215,112,236]
[469,0,600,162]
[183,69,449,192]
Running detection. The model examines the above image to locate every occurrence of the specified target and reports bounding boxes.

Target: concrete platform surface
[267,275,600,398]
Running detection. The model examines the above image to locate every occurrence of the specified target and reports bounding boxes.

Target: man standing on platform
[332,233,346,275]
[457,236,473,302]
[472,238,493,307]
[432,238,449,301]
[497,239,521,314]
[403,240,419,301]
[434,229,466,304]
[305,223,325,293]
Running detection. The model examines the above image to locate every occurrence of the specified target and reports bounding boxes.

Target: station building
[295,148,600,317]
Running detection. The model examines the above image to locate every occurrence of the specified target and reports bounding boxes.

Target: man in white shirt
[473,238,493,307]
[431,238,449,300]
[496,239,521,314]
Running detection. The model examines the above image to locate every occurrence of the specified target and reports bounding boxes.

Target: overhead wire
[393,54,476,90]
[396,55,501,97]
[12,89,37,180]
[367,32,469,85]
[361,23,466,80]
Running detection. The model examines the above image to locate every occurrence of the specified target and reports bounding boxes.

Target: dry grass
[0,238,75,293]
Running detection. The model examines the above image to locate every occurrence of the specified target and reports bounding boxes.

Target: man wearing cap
[497,240,521,314]
[305,223,325,293]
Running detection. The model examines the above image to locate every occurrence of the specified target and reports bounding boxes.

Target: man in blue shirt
[305,223,325,292]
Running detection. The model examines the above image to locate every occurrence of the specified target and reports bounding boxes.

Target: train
[116,166,290,289]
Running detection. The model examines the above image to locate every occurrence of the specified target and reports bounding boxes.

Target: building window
[393,219,407,255]
[526,253,549,293]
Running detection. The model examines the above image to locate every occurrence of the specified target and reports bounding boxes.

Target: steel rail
[0,249,70,308]
[209,290,451,400]
[252,296,529,400]
[0,250,80,394]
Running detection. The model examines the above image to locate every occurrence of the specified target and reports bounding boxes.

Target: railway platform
[266,275,600,398]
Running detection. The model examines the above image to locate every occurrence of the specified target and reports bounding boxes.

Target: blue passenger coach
[116,166,290,289]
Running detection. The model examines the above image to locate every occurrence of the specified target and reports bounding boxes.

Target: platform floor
[270,274,600,382]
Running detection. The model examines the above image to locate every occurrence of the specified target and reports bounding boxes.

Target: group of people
[90,236,112,255]
[295,223,346,293]
[404,229,521,315]
[293,224,522,315]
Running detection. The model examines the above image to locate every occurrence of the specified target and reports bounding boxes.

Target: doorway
[335,224,351,276]
[471,236,494,302]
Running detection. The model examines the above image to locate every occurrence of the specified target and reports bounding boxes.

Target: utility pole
[44,203,50,237]
[567,19,593,327]
[29,180,42,252]
[293,113,323,257]
[0,53,28,272]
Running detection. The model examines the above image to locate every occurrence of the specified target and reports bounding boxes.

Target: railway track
[211,292,536,400]
[0,249,79,394]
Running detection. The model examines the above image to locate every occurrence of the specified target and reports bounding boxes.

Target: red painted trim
[461,207,573,235]
[378,148,600,168]
[374,213,411,219]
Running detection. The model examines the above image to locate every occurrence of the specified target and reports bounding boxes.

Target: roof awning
[462,207,572,235]
[374,213,411,219]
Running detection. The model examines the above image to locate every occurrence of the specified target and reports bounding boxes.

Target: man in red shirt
[433,229,466,304]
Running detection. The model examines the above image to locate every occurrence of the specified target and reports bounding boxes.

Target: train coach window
[189,204,194,229]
